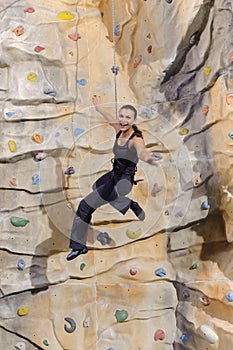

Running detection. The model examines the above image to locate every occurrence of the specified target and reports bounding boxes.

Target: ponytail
[132,124,143,139]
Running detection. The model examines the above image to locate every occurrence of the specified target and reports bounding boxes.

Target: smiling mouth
[120,123,128,126]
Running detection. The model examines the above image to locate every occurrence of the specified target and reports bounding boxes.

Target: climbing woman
[66,95,158,261]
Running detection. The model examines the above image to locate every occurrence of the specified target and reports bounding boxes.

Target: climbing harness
[111,0,119,119]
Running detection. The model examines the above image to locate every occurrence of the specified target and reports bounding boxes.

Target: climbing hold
[133,54,142,68]
[228,132,233,139]
[204,66,211,76]
[202,105,209,116]
[154,329,165,341]
[147,33,151,39]
[152,152,163,160]
[201,201,210,210]
[10,177,17,186]
[164,210,169,216]
[226,292,233,302]
[231,52,233,63]
[74,128,84,137]
[10,216,29,227]
[44,88,56,97]
[129,268,137,276]
[126,228,142,239]
[226,94,233,105]
[83,316,90,328]
[115,309,128,323]
[24,7,35,13]
[32,133,43,144]
[68,32,81,41]
[43,339,49,346]
[192,173,201,187]
[27,72,37,82]
[108,348,115,350]
[8,140,17,152]
[189,262,199,270]
[57,11,75,20]
[180,334,188,341]
[55,131,60,137]
[17,306,29,316]
[12,25,24,36]
[179,128,189,136]
[189,31,199,45]
[64,166,75,175]
[77,79,87,86]
[80,263,86,271]
[165,0,173,3]
[182,289,190,300]
[114,23,121,36]
[147,45,152,54]
[199,296,210,306]
[34,152,48,162]
[34,46,45,53]
[64,317,77,333]
[32,173,40,185]
[15,342,26,350]
[6,112,16,118]
[17,259,26,271]
[155,267,166,277]
[199,324,218,344]
[151,183,163,197]
[97,231,111,245]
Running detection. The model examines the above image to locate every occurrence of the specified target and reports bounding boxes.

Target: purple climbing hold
[97,231,111,245]
[155,267,166,277]
[64,166,75,175]
[64,317,76,333]
[182,289,190,300]
[114,24,121,36]
[33,152,48,162]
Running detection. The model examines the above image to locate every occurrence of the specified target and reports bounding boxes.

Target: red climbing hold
[34,46,45,53]
[147,45,152,54]
[24,7,35,13]
[154,329,165,341]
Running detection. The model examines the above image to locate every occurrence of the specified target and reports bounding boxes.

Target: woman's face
[118,108,135,132]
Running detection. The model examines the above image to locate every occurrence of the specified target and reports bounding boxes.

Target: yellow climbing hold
[27,72,37,82]
[204,66,211,76]
[179,128,189,136]
[17,306,29,316]
[8,140,16,152]
[57,11,75,20]
[126,228,142,239]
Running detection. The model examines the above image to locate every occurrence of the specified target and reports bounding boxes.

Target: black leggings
[69,170,134,248]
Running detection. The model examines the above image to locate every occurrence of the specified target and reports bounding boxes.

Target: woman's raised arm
[92,95,119,131]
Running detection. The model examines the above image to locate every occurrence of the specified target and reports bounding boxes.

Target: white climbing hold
[199,324,218,344]
[15,342,26,350]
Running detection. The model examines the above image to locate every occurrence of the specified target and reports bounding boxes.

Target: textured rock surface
[1,0,233,349]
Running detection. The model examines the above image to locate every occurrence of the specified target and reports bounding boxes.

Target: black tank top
[113,131,139,166]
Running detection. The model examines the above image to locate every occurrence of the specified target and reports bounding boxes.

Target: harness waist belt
[111,158,137,175]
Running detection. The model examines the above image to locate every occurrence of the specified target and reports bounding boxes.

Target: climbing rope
[111,0,119,119]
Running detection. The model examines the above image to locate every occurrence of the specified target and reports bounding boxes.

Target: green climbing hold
[115,309,128,323]
[80,263,86,271]
[10,216,29,227]
[43,339,49,346]
[189,262,199,270]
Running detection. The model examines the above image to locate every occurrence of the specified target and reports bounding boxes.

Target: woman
[66,95,158,261]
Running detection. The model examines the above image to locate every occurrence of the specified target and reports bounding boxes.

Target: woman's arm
[92,95,119,131]
[133,137,158,166]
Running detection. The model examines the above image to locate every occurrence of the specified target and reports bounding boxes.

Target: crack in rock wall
[0,0,233,349]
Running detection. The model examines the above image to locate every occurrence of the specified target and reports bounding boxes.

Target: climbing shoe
[66,246,88,261]
[130,201,145,221]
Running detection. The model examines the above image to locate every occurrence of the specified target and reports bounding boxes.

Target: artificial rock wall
[1,0,233,349]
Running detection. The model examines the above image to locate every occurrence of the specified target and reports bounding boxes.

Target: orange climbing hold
[133,54,142,68]
[12,25,24,36]
[226,94,233,105]
[68,32,81,41]
[202,105,209,116]
[32,133,43,144]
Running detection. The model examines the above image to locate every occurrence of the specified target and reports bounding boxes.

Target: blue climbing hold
[155,267,166,277]
[226,292,233,302]
[74,128,84,137]
[32,174,40,185]
[55,131,60,137]
[108,348,116,350]
[64,166,75,175]
[17,259,26,270]
[77,79,87,86]
[6,112,16,118]
[44,88,56,97]
[181,334,188,341]
[182,289,190,300]
[201,201,210,210]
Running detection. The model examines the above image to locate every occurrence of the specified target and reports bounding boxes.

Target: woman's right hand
[92,95,102,109]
